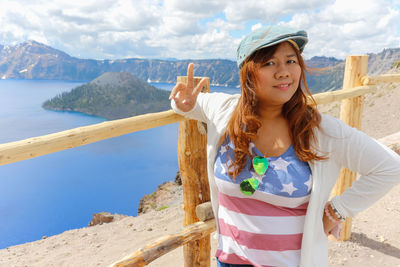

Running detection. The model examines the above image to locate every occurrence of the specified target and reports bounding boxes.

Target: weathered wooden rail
[1,56,400,266]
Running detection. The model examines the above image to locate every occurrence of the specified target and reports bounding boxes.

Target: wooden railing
[0,110,185,166]
[1,56,400,266]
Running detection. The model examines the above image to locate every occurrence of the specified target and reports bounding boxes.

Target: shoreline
[0,78,239,88]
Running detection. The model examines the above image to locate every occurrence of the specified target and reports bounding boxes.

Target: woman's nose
[275,65,290,79]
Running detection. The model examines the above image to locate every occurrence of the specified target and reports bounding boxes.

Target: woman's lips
[274,83,291,91]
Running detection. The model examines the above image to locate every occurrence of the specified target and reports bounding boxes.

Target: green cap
[236,25,308,68]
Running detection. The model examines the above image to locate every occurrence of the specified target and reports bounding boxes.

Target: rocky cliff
[137,172,182,215]
[0,41,239,86]
[2,40,399,92]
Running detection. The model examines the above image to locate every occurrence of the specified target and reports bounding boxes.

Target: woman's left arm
[329,119,400,218]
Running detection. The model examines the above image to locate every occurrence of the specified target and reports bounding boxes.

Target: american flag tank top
[214,135,312,267]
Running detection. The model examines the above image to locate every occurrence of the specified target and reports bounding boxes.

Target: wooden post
[177,76,211,267]
[331,55,369,240]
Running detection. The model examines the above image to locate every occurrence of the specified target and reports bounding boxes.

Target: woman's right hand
[169,63,208,112]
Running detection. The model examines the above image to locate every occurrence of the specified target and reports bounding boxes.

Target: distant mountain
[0,40,100,81]
[305,56,342,68]
[306,58,346,92]
[304,48,400,92]
[0,40,239,86]
[42,72,171,119]
[368,48,400,75]
[1,40,400,92]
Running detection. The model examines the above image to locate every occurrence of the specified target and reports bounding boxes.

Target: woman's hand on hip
[169,63,208,112]
[323,212,338,236]
[322,203,341,237]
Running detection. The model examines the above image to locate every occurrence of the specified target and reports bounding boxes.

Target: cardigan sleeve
[171,92,238,123]
[327,117,400,218]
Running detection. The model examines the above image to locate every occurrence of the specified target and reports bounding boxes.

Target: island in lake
[43,72,171,120]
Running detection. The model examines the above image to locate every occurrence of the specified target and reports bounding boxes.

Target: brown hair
[221,41,326,180]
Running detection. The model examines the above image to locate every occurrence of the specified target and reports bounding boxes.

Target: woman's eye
[288,60,297,64]
[264,61,274,66]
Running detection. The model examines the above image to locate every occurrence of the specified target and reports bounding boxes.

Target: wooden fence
[1,55,400,266]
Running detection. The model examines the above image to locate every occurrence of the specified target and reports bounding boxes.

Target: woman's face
[254,42,301,108]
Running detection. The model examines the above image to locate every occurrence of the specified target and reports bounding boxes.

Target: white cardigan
[171,92,400,267]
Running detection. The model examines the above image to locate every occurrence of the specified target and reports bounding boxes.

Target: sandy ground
[1,79,400,266]
[1,183,399,267]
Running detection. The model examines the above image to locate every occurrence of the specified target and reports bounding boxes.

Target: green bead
[252,156,269,175]
[240,178,259,196]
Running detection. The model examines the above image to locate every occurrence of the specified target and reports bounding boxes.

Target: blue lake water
[0,79,240,249]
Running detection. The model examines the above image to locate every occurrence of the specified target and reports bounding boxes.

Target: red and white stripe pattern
[215,189,308,266]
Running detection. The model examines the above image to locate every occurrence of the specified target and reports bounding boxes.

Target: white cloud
[251,23,263,31]
[0,0,399,61]
[223,0,334,23]
[163,0,226,16]
[282,0,400,59]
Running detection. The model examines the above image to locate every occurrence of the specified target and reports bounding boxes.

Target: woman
[169,25,400,267]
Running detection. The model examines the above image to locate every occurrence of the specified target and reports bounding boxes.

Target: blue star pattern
[214,135,312,198]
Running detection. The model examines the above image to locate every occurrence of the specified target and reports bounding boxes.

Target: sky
[0,0,399,61]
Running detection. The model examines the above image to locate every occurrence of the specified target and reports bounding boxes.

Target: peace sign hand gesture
[169,63,208,112]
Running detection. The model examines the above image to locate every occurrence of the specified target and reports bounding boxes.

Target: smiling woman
[169,24,400,267]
